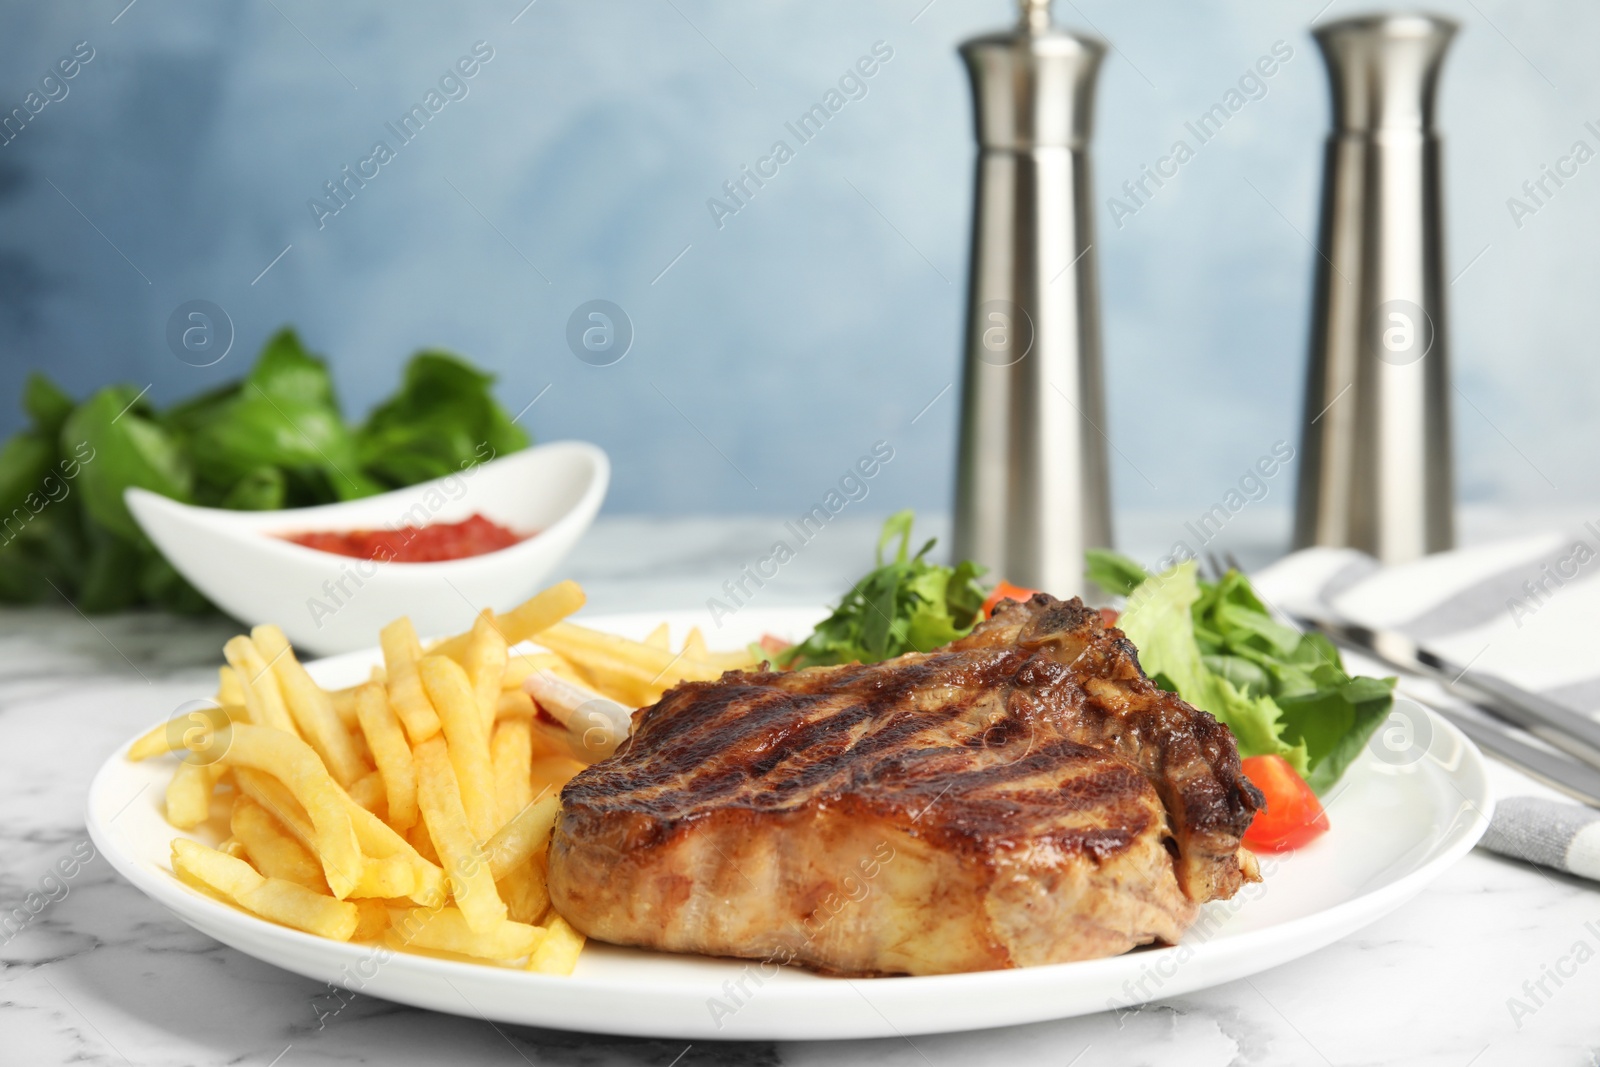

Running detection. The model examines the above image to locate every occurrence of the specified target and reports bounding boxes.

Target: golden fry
[166,760,219,829]
[464,610,510,737]
[217,665,246,707]
[172,838,358,941]
[429,581,586,661]
[223,636,299,735]
[353,682,418,830]
[348,770,387,815]
[219,723,364,899]
[419,655,497,841]
[498,859,550,926]
[528,913,584,975]
[329,685,360,730]
[529,753,586,796]
[643,622,671,649]
[336,792,447,908]
[407,819,441,866]
[353,898,390,941]
[128,704,241,761]
[381,617,441,743]
[252,624,367,787]
[683,626,759,670]
[234,767,313,841]
[414,738,505,933]
[387,906,545,960]
[491,718,535,824]
[485,795,560,882]
[231,795,329,892]
[495,689,536,722]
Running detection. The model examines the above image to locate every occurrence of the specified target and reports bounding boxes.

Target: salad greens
[1110,553,1394,794]
[779,511,987,669]
[0,328,529,614]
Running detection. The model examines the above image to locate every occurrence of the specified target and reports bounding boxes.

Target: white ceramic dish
[88,606,1493,1041]
[124,441,608,655]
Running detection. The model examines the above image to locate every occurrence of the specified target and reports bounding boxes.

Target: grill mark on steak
[549,593,1263,976]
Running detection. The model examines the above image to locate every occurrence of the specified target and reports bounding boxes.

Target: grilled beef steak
[547,594,1263,976]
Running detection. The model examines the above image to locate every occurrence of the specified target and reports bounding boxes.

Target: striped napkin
[1252,531,1600,884]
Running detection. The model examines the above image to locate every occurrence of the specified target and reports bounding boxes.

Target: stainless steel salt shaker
[952,0,1111,597]
[1293,13,1458,564]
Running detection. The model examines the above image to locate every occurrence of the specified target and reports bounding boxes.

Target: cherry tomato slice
[1240,754,1330,852]
[1098,607,1120,628]
[983,581,1041,618]
[758,634,793,658]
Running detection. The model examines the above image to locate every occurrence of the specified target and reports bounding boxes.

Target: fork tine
[1205,552,1228,583]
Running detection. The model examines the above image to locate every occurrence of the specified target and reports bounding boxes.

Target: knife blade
[1426,703,1600,808]
[1293,612,1600,772]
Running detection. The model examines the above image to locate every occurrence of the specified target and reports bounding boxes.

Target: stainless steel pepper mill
[952,0,1111,597]
[1293,14,1458,564]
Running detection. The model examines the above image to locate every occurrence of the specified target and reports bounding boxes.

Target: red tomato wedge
[1240,755,1329,852]
[1098,607,1119,628]
[983,581,1041,618]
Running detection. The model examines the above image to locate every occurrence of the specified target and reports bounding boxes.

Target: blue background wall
[0,0,1593,525]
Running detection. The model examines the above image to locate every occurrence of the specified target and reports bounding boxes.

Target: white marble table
[4,515,1599,1066]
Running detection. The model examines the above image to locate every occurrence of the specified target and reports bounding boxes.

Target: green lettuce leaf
[1119,560,1309,774]
[1106,550,1394,793]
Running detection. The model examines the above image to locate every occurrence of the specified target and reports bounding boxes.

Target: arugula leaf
[780,511,988,669]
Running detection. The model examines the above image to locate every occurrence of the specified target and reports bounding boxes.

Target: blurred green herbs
[0,328,530,613]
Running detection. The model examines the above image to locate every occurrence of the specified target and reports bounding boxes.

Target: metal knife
[1293,613,1600,772]
[1422,703,1600,808]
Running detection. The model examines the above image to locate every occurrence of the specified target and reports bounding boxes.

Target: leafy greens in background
[779,511,988,669]
[0,328,530,614]
[1110,553,1395,794]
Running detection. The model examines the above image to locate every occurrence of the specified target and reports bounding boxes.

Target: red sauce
[284,513,529,563]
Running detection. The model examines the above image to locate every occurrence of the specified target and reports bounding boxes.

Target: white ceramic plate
[88,607,1493,1041]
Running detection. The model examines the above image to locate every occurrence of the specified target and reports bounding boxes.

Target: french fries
[231,796,329,893]
[492,718,536,820]
[219,723,364,899]
[173,839,359,941]
[486,795,560,881]
[464,610,510,737]
[381,618,441,743]
[252,624,366,787]
[529,914,585,975]
[414,738,505,932]
[223,636,300,735]
[136,581,759,975]
[419,655,498,841]
[354,682,418,830]
[428,580,585,661]
[388,906,545,959]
